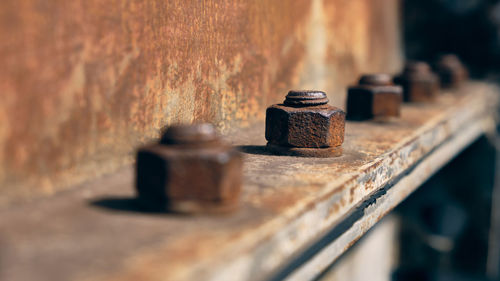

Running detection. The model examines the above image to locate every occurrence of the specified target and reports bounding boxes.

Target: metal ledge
[0,82,498,281]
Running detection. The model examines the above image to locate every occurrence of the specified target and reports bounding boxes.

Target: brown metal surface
[0,82,497,281]
[0,0,402,206]
[136,124,243,213]
[265,90,345,156]
[284,90,330,106]
[394,61,440,102]
[435,54,469,89]
[346,74,403,120]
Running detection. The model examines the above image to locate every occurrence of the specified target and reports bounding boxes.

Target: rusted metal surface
[0,82,496,281]
[286,113,492,281]
[265,90,345,157]
[394,61,440,102]
[136,124,243,214]
[0,0,402,206]
[435,54,469,89]
[346,74,402,120]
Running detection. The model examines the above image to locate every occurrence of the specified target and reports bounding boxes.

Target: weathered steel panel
[0,0,401,205]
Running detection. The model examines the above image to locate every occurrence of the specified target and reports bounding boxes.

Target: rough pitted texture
[265,104,345,148]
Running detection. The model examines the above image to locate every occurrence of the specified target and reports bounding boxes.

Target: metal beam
[0,82,497,281]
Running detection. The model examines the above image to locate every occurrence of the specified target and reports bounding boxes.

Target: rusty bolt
[434,54,468,89]
[393,61,439,102]
[265,90,345,157]
[136,123,243,214]
[346,74,403,121]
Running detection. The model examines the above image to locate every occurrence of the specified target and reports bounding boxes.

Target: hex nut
[136,124,243,214]
[265,90,345,157]
[394,61,439,102]
[434,54,468,89]
[346,74,403,120]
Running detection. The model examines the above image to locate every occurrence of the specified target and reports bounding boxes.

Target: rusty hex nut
[136,123,243,214]
[265,90,345,157]
[346,74,403,121]
[434,54,468,89]
[394,61,439,102]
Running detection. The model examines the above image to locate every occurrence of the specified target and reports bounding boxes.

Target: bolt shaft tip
[161,123,217,145]
[284,90,329,106]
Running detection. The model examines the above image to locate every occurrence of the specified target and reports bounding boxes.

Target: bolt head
[265,103,345,148]
[347,76,402,120]
[136,124,243,213]
[394,61,439,102]
[434,54,468,89]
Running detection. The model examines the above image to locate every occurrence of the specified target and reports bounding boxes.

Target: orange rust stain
[349,186,356,204]
[323,0,402,108]
[327,202,341,219]
[0,0,312,203]
[364,177,374,191]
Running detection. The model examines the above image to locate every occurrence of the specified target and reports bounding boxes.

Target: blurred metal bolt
[136,123,243,214]
[394,61,440,102]
[265,90,345,157]
[434,54,468,89]
[346,74,403,120]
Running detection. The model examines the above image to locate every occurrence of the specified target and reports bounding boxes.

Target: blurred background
[404,0,500,80]
[401,1,500,280]
[325,1,500,280]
